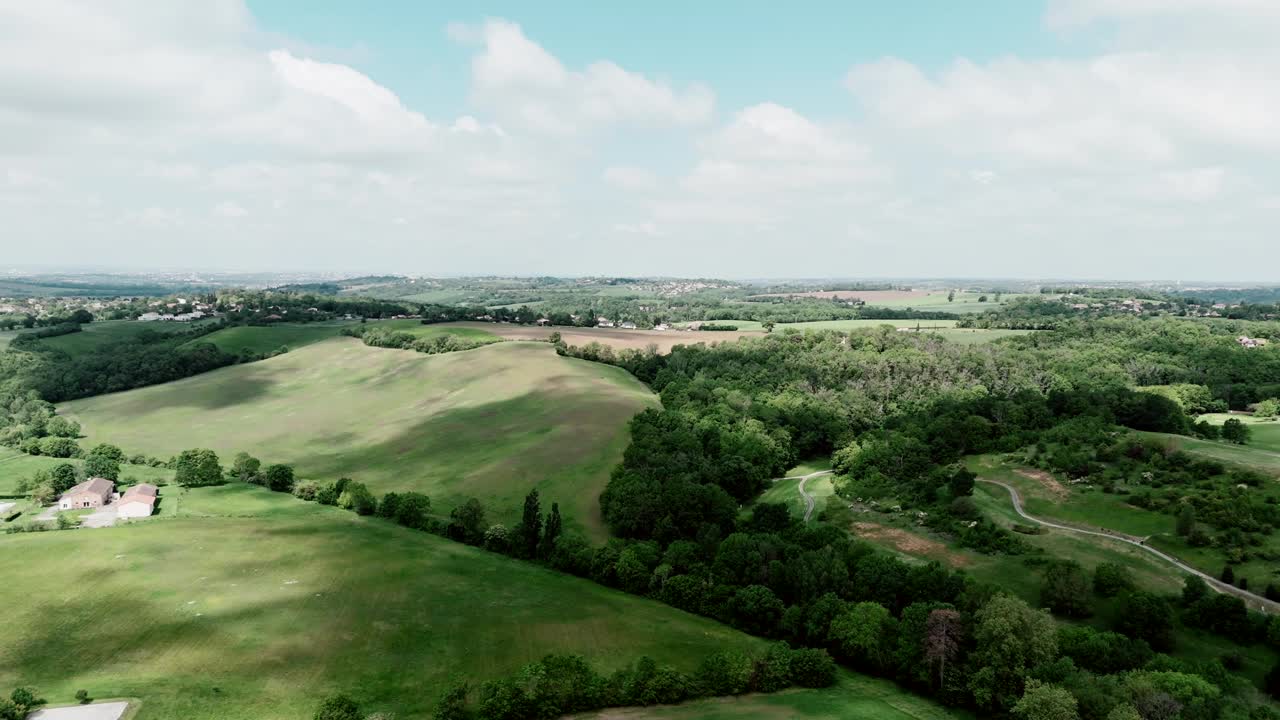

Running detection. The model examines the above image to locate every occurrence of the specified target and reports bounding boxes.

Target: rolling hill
[59,338,657,539]
[0,485,765,719]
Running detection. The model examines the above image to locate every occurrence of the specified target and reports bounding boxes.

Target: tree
[969,594,1058,712]
[762,320,776,333]
[1115,592,1174,652]
[1105,705,1143,720]
[393,492,433,531]
[175,448,222,487]
[1181,576,1210,606]
[1220,565,1235,584]
[1175,503,1196,537]
[448,498,487,546]
[38,437,80,458]
[337,481,377,515]
[518,488,542,559]
[84,443,123,481]
[432,683,469,720]
[1266,661,1280,700]
[1221,418,1249,444]
[924,608,963,690]
[262,464,296,493]
[1093,563,1132,598]
[788,648,837,688]
[728,585,784,636]
[948,468,976,497]
[313,694,361,720]
[694,651,753,696]
[1041,561,1092,617]
[1013,680,1079,720]
[540,502,562,557]
[45,415,80,438]
[228,452,262,483]
[829,602,896,672]
[50,463,78,494]
[947,290,955,302]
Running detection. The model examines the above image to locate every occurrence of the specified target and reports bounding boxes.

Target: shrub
[313,694,361,720]
[788,648,838,688]
[74,689,89,704]
[694,651,753,697]
[262,464,295,493]
[293,481,319,501]
[1093,562,1132,597]
[38,437,81,458]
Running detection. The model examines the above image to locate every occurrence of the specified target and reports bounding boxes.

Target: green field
[365,318,501,342]
[181,323,353,355]
[0,485,766,720]
[1198,413,1280,453]
[757,475,835,521]
[0,448,172,496]
[1139,431,1280,475]
[59,339,656,540]
[575,671,968,720]
[779,319,959,331]
[36,320,217,357]
[864,291,1034,313]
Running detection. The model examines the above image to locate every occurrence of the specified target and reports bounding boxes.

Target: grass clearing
[1139,431,1280,475]
[445,322,761,353]
[59,339,655,541]
[0,449,171,496]
[574,670,969,719]
[181,323,353,355]
[757,475,835,521]
[1197,413,1280,454]
[36,320,217,357]
[0,487,767,720]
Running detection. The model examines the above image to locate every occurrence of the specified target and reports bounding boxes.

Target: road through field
[772,470,834,521]
[978,479,1280,614]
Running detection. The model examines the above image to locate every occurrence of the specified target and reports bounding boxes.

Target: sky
[3,1,1280,280]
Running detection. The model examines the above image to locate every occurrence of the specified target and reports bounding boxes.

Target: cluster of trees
[430,648,837,720]
[342,326,499,355]
[0,687,44,720]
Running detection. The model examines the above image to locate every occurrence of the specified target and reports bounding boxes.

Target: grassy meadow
[181,323,352,355]
[574,670,969,720]
[1139,431,1280,475]
[59,339,656,540]
[0,448,171,496]
[36,319,217,357]
[1197,413,1280,453]
[0,485,767,720]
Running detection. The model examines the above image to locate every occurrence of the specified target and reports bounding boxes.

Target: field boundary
[978,478,1280,614]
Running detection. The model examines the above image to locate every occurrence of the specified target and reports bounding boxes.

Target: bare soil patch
[852,521,972,567]
[1014,468,1070,501]
[447,322,761,354]
[751,289,934,302]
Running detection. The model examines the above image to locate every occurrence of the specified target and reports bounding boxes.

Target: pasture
[59,339,656,540]
[1140,431,1280,475]
[0,449,171,496]
[181,323,353,355]
[445,322,762,353]
[1197,413,1280,453]
[0,486,766,720]
[35,320,217,357]
[575,670,968,720]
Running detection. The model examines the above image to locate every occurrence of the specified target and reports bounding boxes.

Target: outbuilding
[58,478,114,510]
[117,483,159,519]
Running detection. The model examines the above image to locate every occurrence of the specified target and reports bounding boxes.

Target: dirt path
[773,470,833,522]
[978,478,1280,614]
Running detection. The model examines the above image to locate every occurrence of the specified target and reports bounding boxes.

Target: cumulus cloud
[458,19,714,134]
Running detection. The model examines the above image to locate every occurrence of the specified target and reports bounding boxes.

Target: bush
[74,689,89,704]
[313,694,361,720]
[694,651,753,697]
[38,437,81,458]
[262,464,295,493]
[788,648,838,688]
[1093,562,1132,597]
[293,481,319,501]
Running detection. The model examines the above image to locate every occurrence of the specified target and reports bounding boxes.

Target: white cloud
[603,166,658,191]
[459,19,714,134]
[214,201,249,218]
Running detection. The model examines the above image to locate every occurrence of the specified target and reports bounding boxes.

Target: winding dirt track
[978,478,1279,614]
[773,470,834,522]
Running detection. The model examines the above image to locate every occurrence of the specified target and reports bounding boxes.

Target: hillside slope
[60,339,657,539]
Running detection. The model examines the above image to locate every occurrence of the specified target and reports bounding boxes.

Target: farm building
[58,477,114,510]
[117,483,158,519]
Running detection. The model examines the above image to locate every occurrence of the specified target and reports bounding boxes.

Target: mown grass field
[1139,431,1280,475]
[181,323,353,355]
[36,320,217,357]
[59,339,656,540]
[0,485,767,720]
[0,449,172,496]
[1197,413,1280,453]
[757,475,835,521]
[575,671,969,720]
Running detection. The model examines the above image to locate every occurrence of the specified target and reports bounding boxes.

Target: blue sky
[3,1,1280,279]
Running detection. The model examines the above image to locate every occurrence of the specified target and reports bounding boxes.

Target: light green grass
[575,671,969,719]
[1197,413,1280,453]
[676,320,766,332]
[60,339,656,541]
[0,449,172,496]
[181,323,352,355]
[785,458,833,477]
[1139,431,1280,475]
[0,329,18,350]
[364,319,500,341]
[36,320,216,357]
[0,489,767,720]
[779,319,959,331]
[757,475,835,521]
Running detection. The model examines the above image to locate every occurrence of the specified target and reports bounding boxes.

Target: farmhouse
[117,483,158,519]
[58,477,114,510]
[1238,335,1269,349]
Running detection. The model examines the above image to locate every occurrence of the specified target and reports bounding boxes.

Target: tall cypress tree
[541,502,562,558]
[520,489,542,559]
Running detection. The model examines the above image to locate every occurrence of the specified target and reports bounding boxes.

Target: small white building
[117,483,159,519]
